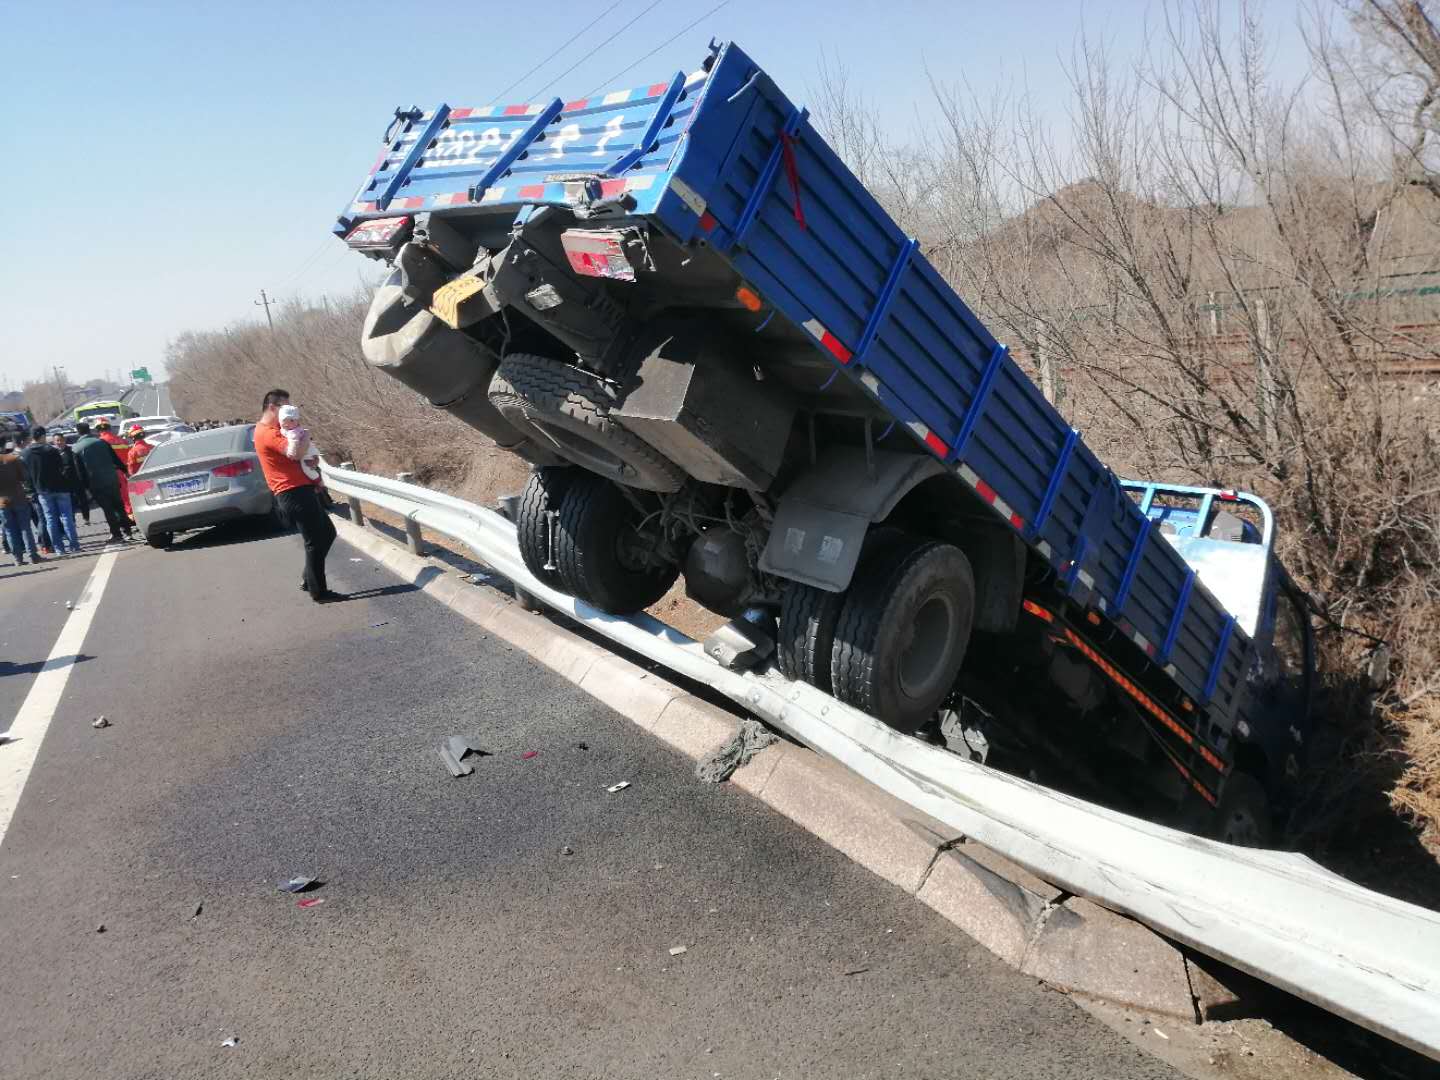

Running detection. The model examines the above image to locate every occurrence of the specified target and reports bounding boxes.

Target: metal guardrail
[320,460,1440,1061]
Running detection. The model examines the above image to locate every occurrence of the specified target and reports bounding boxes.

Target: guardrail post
[339,461,365,526]
[395,473,427,555]
[497,492,541,612]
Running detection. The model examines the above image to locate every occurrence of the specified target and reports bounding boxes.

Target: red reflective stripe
[599,179,628,198]
[1009,512,1025,530]
[358,202,377,213]
[518,184,546,199]
[974,478,997,503]
[820,331,852,364]
[396,197,425,210]
[450,107,474,120]
[923,430,948,457]
[698,211,717,232]
[647,82,669,97]
[563,98,589,112]
[503,103,530,116]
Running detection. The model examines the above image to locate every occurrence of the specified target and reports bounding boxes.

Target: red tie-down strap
[779,132,807,230]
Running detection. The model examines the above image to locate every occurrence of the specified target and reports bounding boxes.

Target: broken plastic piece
[440,735,490,777]
[668,945,687,956]
[221,1036,238,1048]
[297,897,326,909]
[278,876,319,894]
[96,923,106,933]
[560,845,574,856]
[91,716,110,729]
[607,781,631,793]
[192,901,203,918]
[369,621,389,628]
[521,750,539,760]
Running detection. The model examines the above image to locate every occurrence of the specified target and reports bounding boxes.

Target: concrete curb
[332,515,1203,1023]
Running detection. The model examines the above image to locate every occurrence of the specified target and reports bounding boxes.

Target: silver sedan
[130,425,275,548]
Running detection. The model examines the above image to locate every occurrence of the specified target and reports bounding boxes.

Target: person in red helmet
[95,418,135,520]
[126,423,154,475]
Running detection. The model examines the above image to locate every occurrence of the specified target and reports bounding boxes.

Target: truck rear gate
[335,42,1259,800]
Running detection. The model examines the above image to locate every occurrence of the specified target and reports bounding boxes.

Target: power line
[529,0,667,100]
[583,0,733,98]
[488,0,628,105]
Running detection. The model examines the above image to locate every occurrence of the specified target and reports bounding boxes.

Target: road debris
[560,845,574,856]
[843,967,870,976]
[221,1036,238,1048]
[192,901,203,919]
[369,621,389,628]
[576,741,589,751]
[297,897,326,909]
[439,735,489,777]
[521,750,539,760]
[91,716,110,729]
[668,945,688,956]
[468,572,493,585]
[349,557,363,562]
[1153,1028,1169,1040]
[277,876,319,894]
[694,718,778,783]
[96,923,106,933]
[607,781,631,793]
[64,601,73,610]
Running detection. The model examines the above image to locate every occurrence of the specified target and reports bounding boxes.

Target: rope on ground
[694,718,779,784]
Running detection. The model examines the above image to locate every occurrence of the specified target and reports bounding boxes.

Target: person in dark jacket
[0,439,41,565]
[50,431,90,525]
[11,430,54,554]
[73,422,133,542]
[21,426,79,555]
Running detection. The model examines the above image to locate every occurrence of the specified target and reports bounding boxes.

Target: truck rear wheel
[488,353,685,493]
[1209,773,1272,848]
[554,472,678,614]
[777,583,845,693]
[830,539,975,734]
[515,468,577,590]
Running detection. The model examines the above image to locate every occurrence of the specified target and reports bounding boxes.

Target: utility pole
[254,288,276,332]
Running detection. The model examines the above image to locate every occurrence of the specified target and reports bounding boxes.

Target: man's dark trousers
[276,485,336,595]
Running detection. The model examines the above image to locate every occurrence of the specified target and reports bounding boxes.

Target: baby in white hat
[277,404,319,479]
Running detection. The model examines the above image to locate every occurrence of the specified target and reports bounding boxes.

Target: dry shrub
[167,292,528,506]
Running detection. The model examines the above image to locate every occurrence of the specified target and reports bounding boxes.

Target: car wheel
[830,538,975,734]
[553,472,679,614]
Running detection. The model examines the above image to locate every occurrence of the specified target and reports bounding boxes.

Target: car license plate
[162,477,206,498]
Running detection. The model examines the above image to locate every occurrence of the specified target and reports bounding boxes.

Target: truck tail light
[212,459,253,478]
[345,216,412,251]
[561,229,637,281]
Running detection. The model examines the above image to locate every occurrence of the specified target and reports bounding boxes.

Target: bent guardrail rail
[319,460,1440,1061]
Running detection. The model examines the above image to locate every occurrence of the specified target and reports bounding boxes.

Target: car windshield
[139,426,253,471]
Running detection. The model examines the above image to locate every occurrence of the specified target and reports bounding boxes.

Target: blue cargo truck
[334,41,1315,842]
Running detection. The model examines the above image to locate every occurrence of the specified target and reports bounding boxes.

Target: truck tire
[554,472,679,614]
[777,583,845,693]
[830,539,975,734]
[1209,773,1272,848]
[515,468,577,590]
[488,353,685,492]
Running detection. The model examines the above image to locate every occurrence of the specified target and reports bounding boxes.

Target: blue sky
[0,0,1315,388]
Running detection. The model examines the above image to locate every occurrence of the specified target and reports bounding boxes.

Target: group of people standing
[0,418,157,565]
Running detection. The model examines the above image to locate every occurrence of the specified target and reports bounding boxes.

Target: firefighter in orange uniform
[96,419,134,518]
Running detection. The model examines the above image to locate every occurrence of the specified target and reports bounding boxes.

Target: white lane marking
[0,549,119,849]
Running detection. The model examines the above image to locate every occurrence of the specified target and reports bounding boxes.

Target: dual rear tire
[515,468,678,615]
[779,533,976,734]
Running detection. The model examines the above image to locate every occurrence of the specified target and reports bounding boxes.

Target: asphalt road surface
[0,514,1179,1080]
[120,381,172,417]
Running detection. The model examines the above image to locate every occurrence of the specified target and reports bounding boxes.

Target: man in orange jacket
[254,389,338,603]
